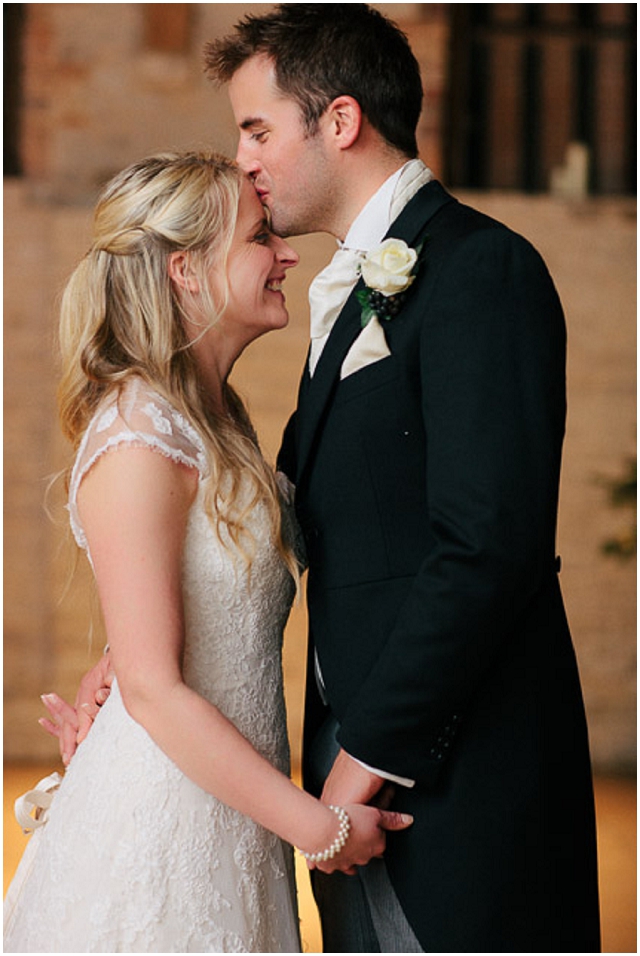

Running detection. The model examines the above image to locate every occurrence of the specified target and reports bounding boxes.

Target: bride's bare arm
[76,445,411,873]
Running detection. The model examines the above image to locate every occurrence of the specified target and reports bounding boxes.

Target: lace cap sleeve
[68,378,207,552]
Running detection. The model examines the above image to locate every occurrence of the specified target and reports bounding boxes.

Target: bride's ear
[167,251,200,294]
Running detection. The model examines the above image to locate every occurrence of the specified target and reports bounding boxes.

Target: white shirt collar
[342,158,432,252]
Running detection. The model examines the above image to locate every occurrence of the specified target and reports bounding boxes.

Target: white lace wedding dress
[4,378,302,953]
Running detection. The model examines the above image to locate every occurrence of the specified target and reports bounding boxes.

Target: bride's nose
[275,237,299,270]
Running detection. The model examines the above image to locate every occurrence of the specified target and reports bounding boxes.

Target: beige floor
[4,764,635,953]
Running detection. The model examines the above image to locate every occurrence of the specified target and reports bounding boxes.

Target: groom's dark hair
[205,3,423,158]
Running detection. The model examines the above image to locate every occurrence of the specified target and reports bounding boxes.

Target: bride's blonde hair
[58,150,299,583]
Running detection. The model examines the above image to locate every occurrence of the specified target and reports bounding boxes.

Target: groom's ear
[325,95,362,150]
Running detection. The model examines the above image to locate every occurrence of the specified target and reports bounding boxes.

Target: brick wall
[4,4,635,772]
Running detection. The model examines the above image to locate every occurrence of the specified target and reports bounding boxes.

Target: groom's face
[229,55,336,239]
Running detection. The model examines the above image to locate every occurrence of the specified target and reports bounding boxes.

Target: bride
[3,150,411,953]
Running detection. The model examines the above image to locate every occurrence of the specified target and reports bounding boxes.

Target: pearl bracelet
[301,805,351,863]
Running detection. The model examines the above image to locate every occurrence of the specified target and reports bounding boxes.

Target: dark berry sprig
[368,290,404,320]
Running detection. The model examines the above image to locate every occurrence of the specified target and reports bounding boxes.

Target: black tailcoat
[279,181,600,952]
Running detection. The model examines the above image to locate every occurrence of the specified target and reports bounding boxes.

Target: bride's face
[216,179,299,346]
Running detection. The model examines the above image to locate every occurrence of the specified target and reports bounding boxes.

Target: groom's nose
[235,140,259,177]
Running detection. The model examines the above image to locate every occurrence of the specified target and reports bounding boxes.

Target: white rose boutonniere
[356,238,423,328]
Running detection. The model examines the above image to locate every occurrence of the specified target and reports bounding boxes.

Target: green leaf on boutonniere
[356,289,377,328]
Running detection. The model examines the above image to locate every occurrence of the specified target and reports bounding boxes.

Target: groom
[47,4,600,952]
[204,5,601,953]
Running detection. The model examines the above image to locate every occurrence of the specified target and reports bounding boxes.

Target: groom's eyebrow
[239,116,266,130]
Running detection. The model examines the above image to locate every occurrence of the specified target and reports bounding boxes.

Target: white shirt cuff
[348,754,415,789]
[314,650,416,787]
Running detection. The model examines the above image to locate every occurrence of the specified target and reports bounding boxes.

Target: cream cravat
[308,246,364,375]
[307,160,433,376]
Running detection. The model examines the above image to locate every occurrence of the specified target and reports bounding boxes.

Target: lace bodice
[67,376,298,756]
[4,378,301,952]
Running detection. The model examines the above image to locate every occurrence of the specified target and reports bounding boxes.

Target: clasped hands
[40,659,412,875]
[312,747,411,875]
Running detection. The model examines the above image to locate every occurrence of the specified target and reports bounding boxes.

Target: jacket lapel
[294,179,455,485]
